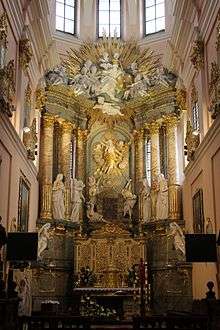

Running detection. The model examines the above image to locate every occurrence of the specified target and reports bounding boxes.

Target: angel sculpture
[38,223,51,258]
[23,118,37,160]
[88,176,99,205]
[168,222,185,255]
[9,217,17,232]
[122,179,137,219]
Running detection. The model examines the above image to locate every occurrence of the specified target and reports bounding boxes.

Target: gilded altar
[33,36,192,314]
[74,223,145,288]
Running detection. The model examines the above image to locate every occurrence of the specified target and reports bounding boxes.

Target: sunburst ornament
[45,37,162,125]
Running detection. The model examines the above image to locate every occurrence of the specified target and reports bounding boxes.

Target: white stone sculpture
[38,223,51,258]
[23,118,38,160]
[15,270,31,316]
[168,222,185,255]
[52,173,65,220]
[88,176,99,204]
[93,96,123,116]
[156,173,168,220]
[122,179,137,219]
[139,178,151,221]
[151,178,159,219]
[70,178,85,222]
[9,217,17,232]
[45,66,68,86]
[99,52,112,70]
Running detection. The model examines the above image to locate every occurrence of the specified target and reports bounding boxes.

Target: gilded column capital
[42,113,55,127]
[133,128,145,141]
[62,121,75,133]
[145,121,160,135]
[0,12,8,48]
[163,115,179,129]
[77,128,88,141]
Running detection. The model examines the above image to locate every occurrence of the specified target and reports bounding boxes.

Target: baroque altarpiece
[33,38,192,315]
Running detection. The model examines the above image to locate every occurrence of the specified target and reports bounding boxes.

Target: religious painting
[192,189,204,233]
[18,177,30,232]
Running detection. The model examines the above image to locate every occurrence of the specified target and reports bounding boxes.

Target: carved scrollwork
[0,59,15,116]
[209,61,220,119]
[185,120,200,161]
[19,38,33,72]
[190,37,204,71]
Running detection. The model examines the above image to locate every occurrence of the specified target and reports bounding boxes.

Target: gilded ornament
[191,81,198,104]
[62,120,75,134]
[23,118,37,160]
[25,82,32,105]
[208,62,220,119]
[42,112,55,126]
[0,12,8,48]
[35,88,46,110]
[145,121,160,134]
[209,62,220,95]
[19,38,33,71]
[93,137,129,177]
[185,120,200,161]
[216,12,220,51]
[176,88,187,111]
[190,38,204,71]
[77,128,88,141]
[47,37,170,126]
[0,59,15,116]
[163,115,179,129]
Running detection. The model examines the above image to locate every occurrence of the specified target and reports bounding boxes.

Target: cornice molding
[2,0,24,40]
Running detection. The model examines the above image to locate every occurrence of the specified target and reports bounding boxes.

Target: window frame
[143,0,165,37]
[145,137,152,186]
[97,0,122,38]
[56,0,77,36]
[192,101,200,132]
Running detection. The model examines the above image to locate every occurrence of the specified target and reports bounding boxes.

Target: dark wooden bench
[19,315,91,329]
[133,315,209,329]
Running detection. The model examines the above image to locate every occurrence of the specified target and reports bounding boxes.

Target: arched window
[144,0,165,35]
[70,135,76,179]
[191,83,200,132]
[56,0,76,35]
[53,122,60,181]
[97,0,121,38]
[192,101,200,131]
[145,138,151,185]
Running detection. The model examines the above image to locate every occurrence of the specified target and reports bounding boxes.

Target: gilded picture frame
[18,176,30,232]
[192,189,204,233]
